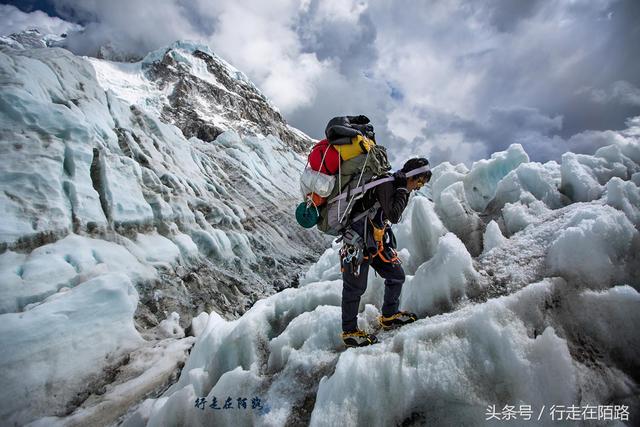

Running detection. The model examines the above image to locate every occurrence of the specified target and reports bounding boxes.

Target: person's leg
[371,256,405,317]
[341,262,370,332]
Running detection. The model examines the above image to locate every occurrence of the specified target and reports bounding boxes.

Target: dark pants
[341,255,405,332]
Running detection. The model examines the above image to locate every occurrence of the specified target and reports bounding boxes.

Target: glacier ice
[2,34,640,426]
[122,121,640,426]
[463,143,529,212]
[436,181,484,255]
[546,205,637,287]
[0,273,142,425]
[0,234,156,314]
[605,176,640,227]
[400,232,480,316]
[482,220,506,254]
[392,196,447,274]
[0,39,329,426]
[130,275,640,426]
[491,160,566,210]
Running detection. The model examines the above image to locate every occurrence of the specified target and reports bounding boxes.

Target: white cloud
[581,80,640,106]
[0,4,81,37]
[386,105,427,142]
[202,1,329,112]
[13,0,638,166]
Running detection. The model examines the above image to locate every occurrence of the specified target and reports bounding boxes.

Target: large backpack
[316,145,391,235]
[296,116,391,235]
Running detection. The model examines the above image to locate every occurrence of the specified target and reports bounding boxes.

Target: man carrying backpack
[340,157,432,348]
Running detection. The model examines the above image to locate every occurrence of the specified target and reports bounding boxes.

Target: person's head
[402,157,432,191]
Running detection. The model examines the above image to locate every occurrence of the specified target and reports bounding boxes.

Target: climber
[340,157,432,348]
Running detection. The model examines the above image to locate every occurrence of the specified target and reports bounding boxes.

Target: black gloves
[393,171,407,188]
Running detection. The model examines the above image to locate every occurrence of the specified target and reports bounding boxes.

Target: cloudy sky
[2,0,639,167]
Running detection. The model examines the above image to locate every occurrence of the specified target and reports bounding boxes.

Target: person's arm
[375,180,409,224]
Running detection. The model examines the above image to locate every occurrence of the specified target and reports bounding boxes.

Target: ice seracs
[2,27,639,427]
[127,121,640,425]
[0,37,324,426]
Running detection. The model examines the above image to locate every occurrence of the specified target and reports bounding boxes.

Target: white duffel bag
[300,167,336,198]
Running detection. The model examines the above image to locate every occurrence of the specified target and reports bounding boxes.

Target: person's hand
[393,171,407,188]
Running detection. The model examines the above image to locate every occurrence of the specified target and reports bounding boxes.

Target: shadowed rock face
[144,47,309,153]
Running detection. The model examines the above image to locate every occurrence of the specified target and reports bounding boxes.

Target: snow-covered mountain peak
[0,28,68,50]
[141,41,253,88]
[88,40,309,153]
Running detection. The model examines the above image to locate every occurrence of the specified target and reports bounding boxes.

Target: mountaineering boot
[341,329,379,348]
[378,311,418,330]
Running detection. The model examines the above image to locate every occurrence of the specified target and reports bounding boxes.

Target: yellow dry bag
[335,135,375,161]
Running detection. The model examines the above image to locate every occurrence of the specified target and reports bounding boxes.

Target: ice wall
[0,42,324,425]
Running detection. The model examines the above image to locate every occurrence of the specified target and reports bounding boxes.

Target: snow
[463,143,529,211]
[0,234,156,314]
[87,58,171,118]
[482,220,507,254]
[123,121,640,426]
[2,34,640,426]
[90,40,277,126]
[400,233,480,316]
[142,41,255,88]
[546,205,637,287]
[0,273,142,425]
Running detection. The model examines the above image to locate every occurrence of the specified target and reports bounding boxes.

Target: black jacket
[349,176,409,255]
[351,176,409,225]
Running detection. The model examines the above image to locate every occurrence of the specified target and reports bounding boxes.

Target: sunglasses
[416,172,431,185]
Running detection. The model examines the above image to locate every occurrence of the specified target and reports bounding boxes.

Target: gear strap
[327,164,431,205]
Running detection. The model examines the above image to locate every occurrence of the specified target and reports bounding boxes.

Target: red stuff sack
[306,192,327,207]
[308,139,340,174]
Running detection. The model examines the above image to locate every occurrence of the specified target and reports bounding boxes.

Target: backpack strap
[334,201,381,244]
[349,201,381,226]
[327,164,430,205]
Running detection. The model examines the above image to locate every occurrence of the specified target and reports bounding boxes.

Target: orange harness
[363,220,400,264]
